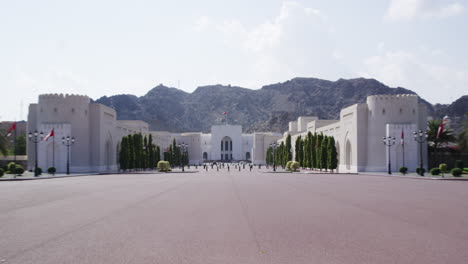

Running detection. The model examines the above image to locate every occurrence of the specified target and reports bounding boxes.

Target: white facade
[281,94,428,173]
[27,94,149,173]
[27,94,280,172]
[150,125,281,165]
[27,93,428,173]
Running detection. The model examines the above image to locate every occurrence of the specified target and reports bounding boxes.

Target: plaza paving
[1,169,468,264]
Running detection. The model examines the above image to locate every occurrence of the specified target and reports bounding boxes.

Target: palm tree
[427,120,456,150]
[0,132,8,156]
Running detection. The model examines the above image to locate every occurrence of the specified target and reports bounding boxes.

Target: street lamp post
[413,130,428,176]
[178,142,188,172]
[383,136,396,175]
[62,136,75,175]
[28,130,44,177]
[270,143,278,172]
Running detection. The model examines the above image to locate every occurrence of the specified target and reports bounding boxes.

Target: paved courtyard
[1,169,468,264]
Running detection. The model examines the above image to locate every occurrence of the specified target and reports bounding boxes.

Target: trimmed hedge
[430,168,441,176]
[7,162,17,174]
[48,167,56,174]
[14,166,25,175]
[0,168,4,177]
[35,167,42,176]
[455,160,464,170]
[451,168,462,177]
[439,164,448,173]
[399,167,408,175]
[416,168,426,175]
[157,161,171,172]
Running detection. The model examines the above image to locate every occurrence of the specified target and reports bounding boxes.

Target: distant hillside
[95,77,463,133]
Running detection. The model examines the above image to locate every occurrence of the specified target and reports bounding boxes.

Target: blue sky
[0,0,467,121]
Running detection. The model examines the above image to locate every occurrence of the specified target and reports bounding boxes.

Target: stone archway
[246,152,251,160]
[203,152,208,161]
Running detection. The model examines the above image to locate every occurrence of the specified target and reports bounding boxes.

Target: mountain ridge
[95,77,465,133]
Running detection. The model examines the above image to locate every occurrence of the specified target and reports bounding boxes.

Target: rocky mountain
[95,77,464,133]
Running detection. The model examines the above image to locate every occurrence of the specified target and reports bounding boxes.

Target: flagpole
[402,141,405,168]
[53,132,55,169]
[14,126,16,163]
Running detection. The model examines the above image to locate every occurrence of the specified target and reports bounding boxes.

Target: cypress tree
[155,145,161,165]
[321,136,328,171]
[294,136,300,162]
[327,136,338,172]
[307,132,313,169]
[316,134,322,170]
[143,135,148,170]
[299,137,304,167]
[148,134,154,169]
[303,136,309,168]
[119,137,127,171]
[311,133,316,169]
[128,134,135,170]
[286,134,292,162]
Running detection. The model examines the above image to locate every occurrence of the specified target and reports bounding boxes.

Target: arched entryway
[203,152,208,161]
[245,152,251,160]
[105,132,113,170]
[221,136,232,161]
[345,139,352,170]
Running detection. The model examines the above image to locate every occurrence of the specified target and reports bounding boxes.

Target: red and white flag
[400,128,404,145]
[5,122,16,137]
[44,129,55,141]
[436,122,444,139]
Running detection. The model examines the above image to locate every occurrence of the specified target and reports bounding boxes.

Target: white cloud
[193,1,338,87]
[194,16,212,32]
[385,0,464,21]
[359,48,468,104]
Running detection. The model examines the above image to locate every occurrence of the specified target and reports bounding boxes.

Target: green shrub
[0,168,4,177]
[416,167,426,175]
[285,161,293,170]
[7,162,16,173]
[157,161,171,172]
[451,168,462,177]
[430,168,441,175]
[439,163,448,173]
[290,161,300,172]
[14,166,25,175]
[48,167,56,174]
[454,160,464,170]
[35,167,42,175]
[399,167,408,175]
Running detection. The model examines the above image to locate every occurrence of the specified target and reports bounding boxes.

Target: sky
[0,0,467,121]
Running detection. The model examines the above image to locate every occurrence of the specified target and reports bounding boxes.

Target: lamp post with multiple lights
[62,136,75,175]
[28,131,44,177]
[413,130,428,176]
[383,136,396,175]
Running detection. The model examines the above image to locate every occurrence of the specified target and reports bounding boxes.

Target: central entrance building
[151,124,282,164]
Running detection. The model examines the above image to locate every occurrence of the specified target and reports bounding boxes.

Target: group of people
[200,162,262,172]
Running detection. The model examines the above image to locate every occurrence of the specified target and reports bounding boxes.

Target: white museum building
[27,93,427,173]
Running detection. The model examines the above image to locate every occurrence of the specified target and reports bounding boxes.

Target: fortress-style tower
[27,94,149,173]
[281,94,428,173]
[365,94,427,171]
